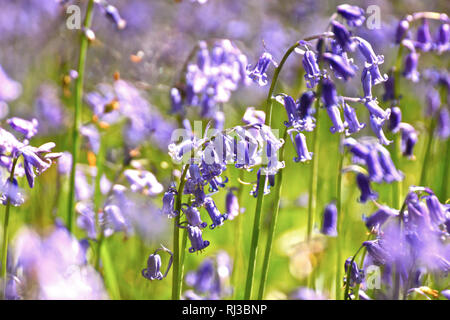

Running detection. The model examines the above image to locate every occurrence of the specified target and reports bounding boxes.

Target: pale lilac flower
[247,52,278,86]
[187,226,210,253]
[182,204,207,228]
[124,169,164,196]
[7,117,38,140]
[343,102,365,135]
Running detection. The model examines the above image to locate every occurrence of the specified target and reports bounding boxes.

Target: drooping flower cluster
[164,116,284,252]
[343,137,404,203]
[352,186,450,299]
[395,13,449,83]
[171,39,250,129]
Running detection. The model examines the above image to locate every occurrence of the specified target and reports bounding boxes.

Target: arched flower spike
[142,245,173,281]
[181,204,208,229]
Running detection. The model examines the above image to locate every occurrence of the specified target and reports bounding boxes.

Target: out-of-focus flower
[321,201,338,236]
[7,118,38,140]
[247,51,278,86]
[336,4,365,27]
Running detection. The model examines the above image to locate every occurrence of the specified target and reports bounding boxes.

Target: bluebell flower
[425,89,440,116]
[364,99,391,120]
[247,52,278,86]
[0,177,25,206]
[370,115,392,145]
[363,240,391,265]
[288,129,312,162]
[356,173,378,203]
[182,204,207,228]
[161,187,178,218]
[302,48,321,88]
[383,74,396,102]
[365,147,385,183]
[7,117,39,140]
[355,37,384,66]
[336,4,365,27]
[322,78,339,107]
[434,23,449,53]
[80,124,100,154]
[395,19,410,44]
[361,67,373,99]
[19,143,61,188]
[250,168,269,197]
[204,197,227,229]
[403,51,420,82]
[242,107,265,125]
[104,204,131,235]
[415,19,433,52]
[375,144,404,182]
[322,52,356,80]
[398,123,418,159]
[321,201,338,236]
[332,21,356,52]
[185,258,215,294]
[279,94,315,131]
[142,246,173,281]
[343,102,365,135]
[344,257,363,287]
[298,91,316,119]
[326,104,346,134]
[187,226,210,253]
[424,194,446,226]
[388,107,402,133]
[363,205,398,231]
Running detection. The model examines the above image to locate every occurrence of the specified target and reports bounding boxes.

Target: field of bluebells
[0,0,449,301]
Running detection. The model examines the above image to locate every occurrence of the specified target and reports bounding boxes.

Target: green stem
[307,90,322,240]
[1,157,18,296]
[419,117,436,186]
[231,169,245,299]
[67,0,95,233]
[244,173,267,300]
[335,146,344,300]
[172,164,189,300]
[441,138,450,199]
[257,128,288,300]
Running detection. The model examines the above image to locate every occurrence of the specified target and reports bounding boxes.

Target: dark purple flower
[185,258,216,294]
[288,130,312,162]
[204,197,227,229]
[336,4,365,27]
[361,67,373,98]
[399,123,418,159]
[247,52,277,86]
[356,173,378,203]
[344,257,363,287]
[363,205,397,230]
[365,147,384,183]
[395,19,410,44]
[187,226,210,253]
[403,51,420,82]
[415,19,432,52]
[434,23,449,52]
[321,201,338,236]
[322,78,339,108]
[332,21,356,52]
[363,240,391,265]
[388,107,402,133]
[383,74,396,102]
[424,194,446,226]
[298,91,316,119]
[322,52,356,80]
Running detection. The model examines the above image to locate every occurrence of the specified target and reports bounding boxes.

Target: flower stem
[335,145,344,300]
[67,0,95,233]
[1,157,18,296]
[172,164,189,300]
[257,128,288,300]
[244,173,267,300]
[343,245,364,300]
[419,117,436,186]
[307,89,322,240]
[231,169,245,299]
